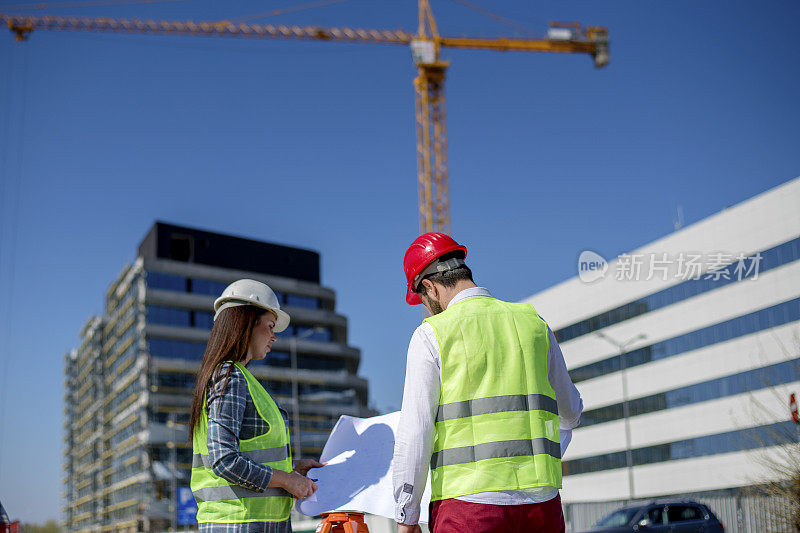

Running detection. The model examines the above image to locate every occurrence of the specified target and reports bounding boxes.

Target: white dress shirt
[392,287,583,525]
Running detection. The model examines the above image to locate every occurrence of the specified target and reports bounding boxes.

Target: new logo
[578,250,608,283]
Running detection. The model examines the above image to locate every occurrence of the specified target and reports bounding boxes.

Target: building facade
[63,222,373,532]
[524,178,800,531]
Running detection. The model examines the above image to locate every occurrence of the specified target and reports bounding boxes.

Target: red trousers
[429,494,565,533]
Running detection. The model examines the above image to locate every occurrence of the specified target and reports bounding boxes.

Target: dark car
[579,500,725,532]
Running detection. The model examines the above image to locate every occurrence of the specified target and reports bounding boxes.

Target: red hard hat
[403,232,468,305]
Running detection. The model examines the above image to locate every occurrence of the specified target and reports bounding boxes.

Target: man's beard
[423,294,444,315]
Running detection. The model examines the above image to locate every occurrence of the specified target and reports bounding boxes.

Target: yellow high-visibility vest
[191,362,293,523]
[424,296,562,501]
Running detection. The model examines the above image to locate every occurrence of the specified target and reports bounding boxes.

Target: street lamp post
[289,326,325,460]
[596,331,646,502]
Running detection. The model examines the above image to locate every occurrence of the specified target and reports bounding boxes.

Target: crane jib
[1,10,607,235]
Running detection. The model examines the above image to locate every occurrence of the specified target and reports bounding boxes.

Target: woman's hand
[269,470,318,500]
[293,458,326,476]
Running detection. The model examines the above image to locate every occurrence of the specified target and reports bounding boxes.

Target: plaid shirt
[199,362,292,533]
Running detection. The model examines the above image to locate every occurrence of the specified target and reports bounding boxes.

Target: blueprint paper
[296,411,432,523]
[296,412,571,521]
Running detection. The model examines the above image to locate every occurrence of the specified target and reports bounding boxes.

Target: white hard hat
[213,279,291,332]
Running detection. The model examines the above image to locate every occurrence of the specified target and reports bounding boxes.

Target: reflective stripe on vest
[436,393,558,422]
[424,296,562,501]
[192,445,290,469]
[431,437,561,469]
[190,362,293,523]
[193,486,291,503]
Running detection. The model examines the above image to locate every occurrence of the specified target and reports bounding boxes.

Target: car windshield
[596,508,639,527]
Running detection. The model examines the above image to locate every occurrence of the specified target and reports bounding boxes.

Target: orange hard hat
[403,232,468,305]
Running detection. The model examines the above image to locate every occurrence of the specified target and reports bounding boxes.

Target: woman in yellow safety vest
[188,279,323,532]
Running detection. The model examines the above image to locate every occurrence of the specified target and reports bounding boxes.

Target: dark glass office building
[63,222,373,532]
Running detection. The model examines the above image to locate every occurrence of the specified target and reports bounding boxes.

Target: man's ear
[421,279,438,300]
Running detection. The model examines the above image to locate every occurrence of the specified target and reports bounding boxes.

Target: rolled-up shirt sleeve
[206,366,273,492]
[392,324,440,525]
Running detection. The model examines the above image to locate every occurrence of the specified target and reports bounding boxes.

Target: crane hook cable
[448,0,536,38]
[223,0,352,26]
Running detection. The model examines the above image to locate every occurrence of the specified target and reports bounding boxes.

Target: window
[111,448,142,484]
[667,505,703,523]
[296,326,331,342]
[556,236,800,343]
[149,411,190,424]
[147,305,191,327]
[252,352,348,372]
[263,351,291,368]
[109,379,140,415]
[276,326,296,338]
[595,508,638,527]
[110,342,138,377]
[148,338,206,360]
[116,285,138,311]
[194,311,214,329]
[259,379,292,396]
[285,294,319,309]
[570,297,800,383]
[191,278,228,296]
[276,326,332,342]
[170,234,193,262]
[146,271,187,292]
[110,413,140,447]
[298,355,347,371]
[146,305,214,330]
[645,506,666,525]
[149,445,192,465]
[580,359,800,427]
[156,372,196,390]
[580,403,624,426]
[562,450,627,476]
[563,420,798,476]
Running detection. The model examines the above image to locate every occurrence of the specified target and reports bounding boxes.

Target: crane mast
[413,0,449,233]
[2,3,608,235]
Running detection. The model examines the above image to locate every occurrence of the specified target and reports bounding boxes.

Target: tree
[747,331,800,532]
[19,520,60,533]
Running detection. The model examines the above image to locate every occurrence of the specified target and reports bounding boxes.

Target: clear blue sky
[0,0,798,523]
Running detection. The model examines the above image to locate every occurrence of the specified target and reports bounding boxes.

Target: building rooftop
[138,221,320,283]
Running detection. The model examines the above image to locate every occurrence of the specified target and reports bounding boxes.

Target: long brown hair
[189,304,267,438]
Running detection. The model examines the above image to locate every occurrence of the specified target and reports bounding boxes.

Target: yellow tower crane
[2,1,608,233]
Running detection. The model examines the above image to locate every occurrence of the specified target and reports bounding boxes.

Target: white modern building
[524,177,800,532]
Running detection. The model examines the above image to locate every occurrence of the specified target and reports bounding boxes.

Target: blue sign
[177,486,198,525]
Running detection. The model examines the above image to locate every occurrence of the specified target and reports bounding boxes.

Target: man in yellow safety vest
[393,233,583,533]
